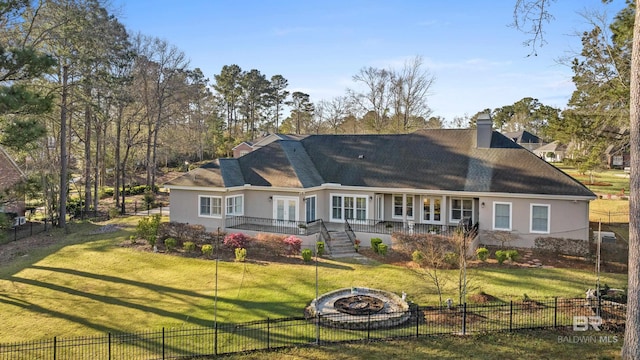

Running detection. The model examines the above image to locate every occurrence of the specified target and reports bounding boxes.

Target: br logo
[573,316,602,331]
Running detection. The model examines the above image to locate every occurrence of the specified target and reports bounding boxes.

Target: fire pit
[306,287,411,329]
[334,295,385,315]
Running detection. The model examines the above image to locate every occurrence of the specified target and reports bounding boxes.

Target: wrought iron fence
[2,221,49,243]
[0,298,625,360]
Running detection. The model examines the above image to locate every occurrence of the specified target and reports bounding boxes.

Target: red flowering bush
[224,233,249,249]
[282,236,302,255]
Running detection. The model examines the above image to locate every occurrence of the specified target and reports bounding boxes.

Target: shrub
[283,236,302,255]
[136,214,161,244]
[444,251,458,267]
[108,207,120,219]
[224,233,249,249]
[201,244,213,257]
[143,190,155,209]
[183,241,196,252]
[316,241,325,256]
[235,248,247,262]
[371,238,383,253]
[377,243,388,256]
[148,235,157,247]
[100,187,114,198]
[495,250,507,265]
[506,249,520,262]
[476,247,489,262]
[412,250,424,263]
[301,249,313,262]
[164,238,177,252]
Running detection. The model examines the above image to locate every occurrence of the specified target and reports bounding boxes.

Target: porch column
[402,193,407,227]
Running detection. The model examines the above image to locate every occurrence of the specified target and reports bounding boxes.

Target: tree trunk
[83,90,92,216]
[114,105,122,208]
[58,65,69,228]
[623,2,640,358]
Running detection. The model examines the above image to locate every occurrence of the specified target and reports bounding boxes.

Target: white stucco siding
[478,196,590,247]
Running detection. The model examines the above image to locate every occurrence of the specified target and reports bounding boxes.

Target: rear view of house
[165,117,595,250]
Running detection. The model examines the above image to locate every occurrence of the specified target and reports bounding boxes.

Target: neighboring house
[604,143,630,169]
[502,130,544,152]
[532,141,567,163]
[232,134,308,158]
[0,146,26,216]
[165,118,595,249]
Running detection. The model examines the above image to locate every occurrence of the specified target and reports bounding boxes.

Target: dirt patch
[469,292,501,304]
[0,231,57,266]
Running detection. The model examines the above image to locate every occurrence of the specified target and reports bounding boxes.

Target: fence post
[367,313,371,340]
[554,297,558,328]
[53,336,57,360]
[108,332,111,360]
[509,301,513,332]
[462,303,467,335]
[13,226,17,241]
[214,322,218,356]
[30,221,33,236]
[415,306,420,337]
[162,327,165,360]
[267,317,270,350]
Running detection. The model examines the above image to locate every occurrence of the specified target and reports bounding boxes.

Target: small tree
[410,236,452,306]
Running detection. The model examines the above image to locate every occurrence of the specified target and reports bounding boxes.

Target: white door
[273,197,298,226]
[375,195,384,221]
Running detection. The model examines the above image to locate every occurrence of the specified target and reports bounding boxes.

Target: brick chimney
[476,113,492,148]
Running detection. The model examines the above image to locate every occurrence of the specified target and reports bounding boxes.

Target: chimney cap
[477,113,491,121]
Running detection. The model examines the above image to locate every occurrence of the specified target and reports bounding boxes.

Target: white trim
[450,197,474,223]
[163,184,595,202]
[392,194,414,220]
[493,201,512,231]
[421,195,443,224]
[329,193,368,222]
[225,194,244,216]
[305,195,317,222]
[273,196,299,223]
[198,195,222,218]
[530,203,551,234]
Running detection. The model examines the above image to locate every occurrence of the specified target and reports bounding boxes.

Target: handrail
[344,219,356,246]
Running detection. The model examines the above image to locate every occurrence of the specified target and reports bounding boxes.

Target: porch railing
[346,219,462,236]
[344,220,356,246]
[225,216,311,235]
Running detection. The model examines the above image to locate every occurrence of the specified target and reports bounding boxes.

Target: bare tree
[391,56,435,132]
[349,67,392,133]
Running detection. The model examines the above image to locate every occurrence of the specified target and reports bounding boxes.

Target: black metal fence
[2,221,49,243]
[0,298,625,360]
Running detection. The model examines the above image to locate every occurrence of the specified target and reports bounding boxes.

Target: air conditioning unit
[13,216,26,227]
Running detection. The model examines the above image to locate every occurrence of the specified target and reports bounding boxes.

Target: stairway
[327,232,367,261]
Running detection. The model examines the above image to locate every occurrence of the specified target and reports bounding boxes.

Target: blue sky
[113,0,626,124]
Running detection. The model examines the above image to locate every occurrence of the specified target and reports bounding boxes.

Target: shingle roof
[164,129,594,197]
[503,130,541,144]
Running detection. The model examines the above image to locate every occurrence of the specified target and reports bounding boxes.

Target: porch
[224,216,468,237]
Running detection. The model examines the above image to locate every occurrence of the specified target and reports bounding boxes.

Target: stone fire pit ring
[306,287,411,330]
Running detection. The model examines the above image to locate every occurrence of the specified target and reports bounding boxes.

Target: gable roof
[503,130,542,144]
[165,129,594,198]
[0,146,25,191]
[534,141,566,153]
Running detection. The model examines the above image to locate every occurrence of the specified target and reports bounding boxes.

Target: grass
[219,330,623,359]
[0,217,627,344]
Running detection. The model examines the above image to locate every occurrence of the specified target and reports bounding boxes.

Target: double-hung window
[199,195,222,218]
[493,202,512,231]
[530,204,550,233]
[331,194,367,221]
[226,195,244,216]
[451,198,473,222]
[393,195,414,219]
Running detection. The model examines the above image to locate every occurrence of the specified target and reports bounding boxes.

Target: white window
[450,198,473,222]
[305,196,317,222]
[531,204,550,233]
[239,150,249,157]
[493,202,512,231]
[331,194,367,221]
[393,195,414,219]
[198,195,222,218]
[226,195,244,216]
[422,196,442,223]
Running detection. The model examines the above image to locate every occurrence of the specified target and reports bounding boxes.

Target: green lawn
[219,330,623,360]
[0,218,627,343]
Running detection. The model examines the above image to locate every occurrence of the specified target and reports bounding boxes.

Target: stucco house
[165,117,595,250]
[532,141,567,163]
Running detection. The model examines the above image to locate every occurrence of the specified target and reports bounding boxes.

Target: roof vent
[358,154,365,159]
